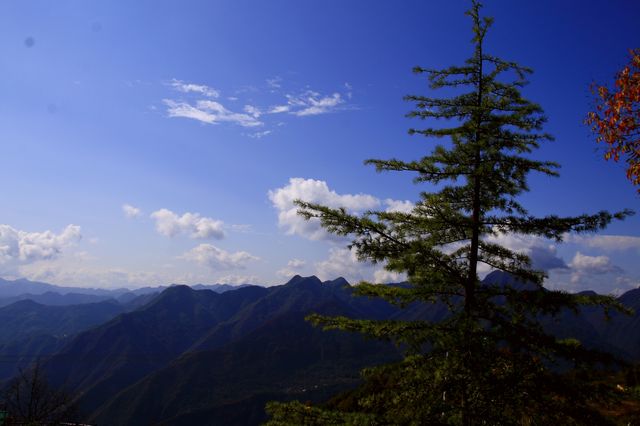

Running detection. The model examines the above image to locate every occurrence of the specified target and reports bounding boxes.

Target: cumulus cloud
[546,252,626,291]
[268,178,416,241]
[485,231,567,272]
[0,224,81,270]
[122,204,141,219]
[277,258,307,278]
[268,178,380,241]
[163,99,263,127]
[569,252,621,275]
[314,247,405,284]
[181,244,258,270]
[373,269,407,283]
[169,79,219,98]
[384,199,414,214]
[150,209,225,239]
[484,232,633,293]
[315,247,367,282]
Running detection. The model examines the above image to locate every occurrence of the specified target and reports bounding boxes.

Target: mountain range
[1,272,640,425]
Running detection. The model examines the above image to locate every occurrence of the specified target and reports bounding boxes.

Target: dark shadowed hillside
[0,300,127,382]
[41,285,269,414]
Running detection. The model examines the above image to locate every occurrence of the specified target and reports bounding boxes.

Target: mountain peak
[284,275,322,287]
[324,277,350,288]
[164,284,195,294]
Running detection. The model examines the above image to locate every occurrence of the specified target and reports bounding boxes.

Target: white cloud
[122,204,141,219]
[373,269,406,283]
[247,130,272,139]
[0,224,81,271]
[569,252,621,275]
[315,247,368,282]
[150,209,225,239]
[614,276,640,294]
[344,82,353,99]
[268,178,380,241]
[268,178,414,241]
[565,234,640,252]
[277,258,307,278]
[230,224,252,233]
[169,79,219,98]
[266,77,282,89]
[181,244,258,270]
[23,264,169,289]
[163,99,263,127]
[286,91,344,116]
[314,246,404,284]
[217,274,260,285]
[243,104,262,118]
[550,252,626,290]
[287,258,306,269]
[384,199,414,214]
[162,80,353,133]
[485,231,567,271]
[268,105,290,114]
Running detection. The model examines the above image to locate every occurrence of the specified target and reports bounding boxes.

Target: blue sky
[0,1,638,293]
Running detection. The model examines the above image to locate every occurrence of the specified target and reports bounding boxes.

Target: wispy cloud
[230,224,252,233]
[162,78,354,134]
[169,79,219,98]
[243,104,262,118]
[344,82,353,99]
[286,91,344,116]
[565,234,640,252]
[217,274,260,284]
[266,77,283,89]
[247,130,272,139]
[268,105,290,114]
[163,99,263,127]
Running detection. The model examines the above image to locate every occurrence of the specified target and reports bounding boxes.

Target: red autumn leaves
[586,49,640,192]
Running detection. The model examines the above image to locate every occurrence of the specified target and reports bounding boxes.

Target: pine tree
[266,1,633,424]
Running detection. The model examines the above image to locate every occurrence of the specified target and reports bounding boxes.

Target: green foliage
[266,1,632,424]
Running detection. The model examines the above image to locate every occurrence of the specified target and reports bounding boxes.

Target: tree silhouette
[1,360,78,425]
[267,1,632,424]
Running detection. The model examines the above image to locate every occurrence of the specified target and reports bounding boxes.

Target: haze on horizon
[0,0,639,294]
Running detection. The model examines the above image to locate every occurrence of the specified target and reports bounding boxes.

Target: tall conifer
[267,1,632,424]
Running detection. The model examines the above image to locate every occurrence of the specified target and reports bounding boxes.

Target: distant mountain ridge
[0,277,250,307]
